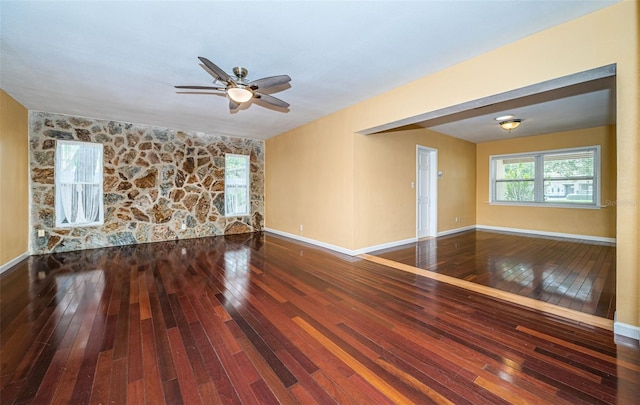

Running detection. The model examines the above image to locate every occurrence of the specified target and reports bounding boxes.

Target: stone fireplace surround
[29,112,264,254]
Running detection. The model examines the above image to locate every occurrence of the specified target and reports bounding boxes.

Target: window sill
[55,221,104,228]
[488,202,602,210]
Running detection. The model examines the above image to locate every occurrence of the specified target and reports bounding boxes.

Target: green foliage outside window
[502,162,534,201]
[492,148,598,206]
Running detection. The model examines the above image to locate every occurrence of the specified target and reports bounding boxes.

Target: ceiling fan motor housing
[232,67,248,81]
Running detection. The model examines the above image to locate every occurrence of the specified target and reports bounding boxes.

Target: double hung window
[490,146,600,208]
[224,154,250,216]
[55,140,104,227]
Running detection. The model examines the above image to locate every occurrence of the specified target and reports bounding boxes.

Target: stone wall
[30,112,264,254]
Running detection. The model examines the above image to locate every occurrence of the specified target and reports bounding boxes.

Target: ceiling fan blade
[200,63,222,80]
[248,75,291,90]
[175,85,224,91]
[254,92,289,108]
[198,56,232,83]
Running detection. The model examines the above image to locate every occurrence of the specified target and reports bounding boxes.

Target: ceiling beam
[358,64,616,135]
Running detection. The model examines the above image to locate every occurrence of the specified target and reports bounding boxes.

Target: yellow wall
[265,121,476,250]
[265,109,355,249]
[477,126,616,238]
[0,90,30,267]
[353,127,476,248]
[265,2,638,328]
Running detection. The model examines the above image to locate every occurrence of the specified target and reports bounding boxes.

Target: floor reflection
[2,233,267,339]
[371,230,616,319]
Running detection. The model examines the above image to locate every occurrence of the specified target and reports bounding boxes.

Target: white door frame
[416,146,438,239]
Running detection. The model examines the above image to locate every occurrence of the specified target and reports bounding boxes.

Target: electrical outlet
[38,229,45,237]
[181,223,186,230]
[299,224,303,232]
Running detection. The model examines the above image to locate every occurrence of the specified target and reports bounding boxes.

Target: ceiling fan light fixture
[227,86,253,103]
[499,119,522,131]
[178,58,290,111]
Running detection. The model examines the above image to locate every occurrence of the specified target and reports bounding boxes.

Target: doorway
[417,146,437,239]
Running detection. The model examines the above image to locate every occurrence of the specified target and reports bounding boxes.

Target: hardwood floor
[370,230,616,320]
[1,232,638,404]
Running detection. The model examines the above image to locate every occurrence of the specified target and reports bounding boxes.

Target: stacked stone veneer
[30,112,264,254]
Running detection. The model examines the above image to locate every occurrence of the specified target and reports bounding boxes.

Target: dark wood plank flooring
[370,230,617,319]
[1,232,637,404]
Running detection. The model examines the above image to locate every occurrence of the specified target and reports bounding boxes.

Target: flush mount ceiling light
[495,115,522,132]
[499,119,522,131]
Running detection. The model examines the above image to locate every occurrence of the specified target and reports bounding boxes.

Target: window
[225,154,250,216]
[55,140,104,227]
[490,146,600,208]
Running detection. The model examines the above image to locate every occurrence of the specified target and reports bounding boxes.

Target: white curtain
[83,184,100,222]
[59,183,76,224]
[224,155,250,216]
[57,142,102,225]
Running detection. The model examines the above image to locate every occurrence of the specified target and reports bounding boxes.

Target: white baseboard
[614,321,640,341]
[264,228,357,256]
[0,252,30,276]
[437,225,476,237]
[265,224,615,257]
[264,228,417,256]
[352,237,417,256]
[476,225,616,244]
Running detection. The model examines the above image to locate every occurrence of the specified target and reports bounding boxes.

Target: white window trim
[54,140,104,227]
[224,153,251,217]
[489,145,601,209]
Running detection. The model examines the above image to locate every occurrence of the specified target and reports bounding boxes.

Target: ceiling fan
[175,56,291,111]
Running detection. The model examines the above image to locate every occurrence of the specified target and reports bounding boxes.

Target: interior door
[417,148,431,238]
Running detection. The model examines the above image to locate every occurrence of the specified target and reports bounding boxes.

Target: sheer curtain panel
[55,141,104,227]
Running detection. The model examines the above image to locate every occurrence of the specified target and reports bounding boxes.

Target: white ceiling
[0,1,618,141]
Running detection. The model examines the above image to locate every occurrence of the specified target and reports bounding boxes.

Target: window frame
[224,153,251,217]
[489,145,601,209]
[54,140,104,227]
